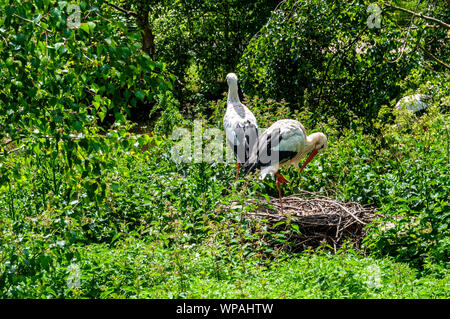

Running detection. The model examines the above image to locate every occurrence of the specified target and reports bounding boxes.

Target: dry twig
[224,191,378,252]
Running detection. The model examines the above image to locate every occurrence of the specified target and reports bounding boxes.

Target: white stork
[395,94,432,132]
[223,73,259,180]
[395,94,431,113]
[244,119,327,212]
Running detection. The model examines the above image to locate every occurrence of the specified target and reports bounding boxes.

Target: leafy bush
[1,0,448,299]
[0,0,174,294]
[150,0,280,101]
[2,238,448,298]
[365,107,449,270]
[254,102,449,269]
[239,0,449,128]
[0,0,174,229]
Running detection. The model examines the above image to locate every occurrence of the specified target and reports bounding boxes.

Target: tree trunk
[136,10,155,58]
[104,1,155,57]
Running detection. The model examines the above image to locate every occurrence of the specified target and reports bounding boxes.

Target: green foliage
[0,0,173,124]
[253,101,449,269]
[239,0,449,128]
[1,106,448,296]
[2,238,448,298]
[365,108,449,270]
[150,0,280,102]
[0,0,448,299]
[0,0,174,218]
[0,0,175,294]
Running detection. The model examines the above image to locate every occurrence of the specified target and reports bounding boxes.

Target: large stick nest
[235,191,378,252]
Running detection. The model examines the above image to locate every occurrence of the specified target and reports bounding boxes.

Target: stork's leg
[276,172,290,184]
[275,172,289,213]
[235,162,241,181]
[276,177,284,213]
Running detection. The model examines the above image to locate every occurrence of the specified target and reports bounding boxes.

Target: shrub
[239,0,449,129]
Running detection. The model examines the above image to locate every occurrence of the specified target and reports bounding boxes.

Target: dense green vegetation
[0,0,449,298]
[239,0,449,127]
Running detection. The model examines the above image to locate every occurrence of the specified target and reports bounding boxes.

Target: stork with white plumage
[395,94,432,113]
[244,119,327,212]
[223,73,259,180]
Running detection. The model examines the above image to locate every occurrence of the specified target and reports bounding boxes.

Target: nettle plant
[0,1,172,231]
[239,0,449,129]
[365,105,449,269]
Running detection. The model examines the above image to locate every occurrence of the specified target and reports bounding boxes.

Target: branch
[0,33,8,46]
[419,46,450,70]
[318,24,369,103]
[249,0,288,44]
[385,3,450,30]
[389,0,422,64]
[13,13,52,32]
[104,1,137,17]
[6,145,26,155]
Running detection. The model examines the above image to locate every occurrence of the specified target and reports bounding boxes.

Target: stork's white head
[226,73,238,88]
[311,132,328,153]
[299,132,327,173]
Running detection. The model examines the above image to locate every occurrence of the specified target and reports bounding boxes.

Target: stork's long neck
[303,136,316,155]
[304,132,323,154]
[227,84,240,104]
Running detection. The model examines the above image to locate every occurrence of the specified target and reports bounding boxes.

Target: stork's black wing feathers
[243,128,296,176]
[232,122,259,164]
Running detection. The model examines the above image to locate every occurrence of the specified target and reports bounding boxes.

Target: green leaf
[80,23,90,34]
[98,111,106,122]
[87,22,96,33]
[135,91,145,101]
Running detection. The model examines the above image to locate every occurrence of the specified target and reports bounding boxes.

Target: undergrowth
[1,97,448,297]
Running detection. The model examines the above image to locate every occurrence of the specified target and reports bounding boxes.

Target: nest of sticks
[240,191,378,252]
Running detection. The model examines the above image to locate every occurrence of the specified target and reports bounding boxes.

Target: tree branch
[385,3,450,30]
[6,145,26,155]
[389,0,422,64]
[0,34,8,46]
[13,13,52,32]
[104,1,137,17]
[419,46,450,70]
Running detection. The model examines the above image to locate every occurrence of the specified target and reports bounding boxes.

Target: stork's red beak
[299,149,318,173]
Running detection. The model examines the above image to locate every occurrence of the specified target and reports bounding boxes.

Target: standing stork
[395,94,432,113]
[223,73,259,181]
[244,119,327,212]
